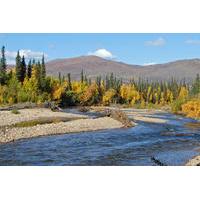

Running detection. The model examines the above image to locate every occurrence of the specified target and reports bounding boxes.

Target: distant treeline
[0,46,200,118]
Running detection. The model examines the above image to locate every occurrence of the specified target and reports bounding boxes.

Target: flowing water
[0,109,200,166]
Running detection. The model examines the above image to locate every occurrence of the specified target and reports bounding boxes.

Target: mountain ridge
[41,55,200,81]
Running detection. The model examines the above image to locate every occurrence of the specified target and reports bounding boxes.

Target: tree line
[0,46,199,117]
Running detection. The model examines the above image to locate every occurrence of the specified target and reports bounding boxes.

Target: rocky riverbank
[0,106,169,144]
[186,155,200,166]
[0,108,125,144]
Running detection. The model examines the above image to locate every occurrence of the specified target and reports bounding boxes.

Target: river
[0,109,200,166]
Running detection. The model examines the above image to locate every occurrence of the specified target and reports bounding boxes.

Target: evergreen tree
[110,73,114,88]
[37,60,42,89]
[84,75,88,84]
[27,60,32,78]
[21,55,26,82]
[191,73,200,95]
[0,46,7,84]
[15,51,22,82]
[81,69,84,83]
[67,73,72,90]
[32,59,36,65]
[58,72,62,84]
[41,55,46,80]
[62,75,65,83]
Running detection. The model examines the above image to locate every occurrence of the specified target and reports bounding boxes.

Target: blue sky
[1,33,200,65]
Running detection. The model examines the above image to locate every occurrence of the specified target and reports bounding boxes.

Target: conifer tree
[21,55,26,82]
[84,75,88,84]
[27,60,32,78]
[41,55,46,80]
[32,59,36,65]
[191,73,200,95]
[15,51,22,82]
[58,72,62,84]
[0,46,7,84]
[81,69,84,83]
[67,73,72,90]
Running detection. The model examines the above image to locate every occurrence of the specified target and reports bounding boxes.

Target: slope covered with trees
[0,46,199,118]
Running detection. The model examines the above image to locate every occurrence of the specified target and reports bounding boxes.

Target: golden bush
[182,99,200,118]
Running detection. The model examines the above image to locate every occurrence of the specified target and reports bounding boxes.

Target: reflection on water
[0,110,200,166]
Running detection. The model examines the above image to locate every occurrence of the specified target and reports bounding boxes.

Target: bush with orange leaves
[79,83,99,106]
[182,99,200,119]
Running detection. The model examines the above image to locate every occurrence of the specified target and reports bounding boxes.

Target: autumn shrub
[182,99,200,119]
[79,83,99,106]
[120,84,140,105]
[102,89,116,105]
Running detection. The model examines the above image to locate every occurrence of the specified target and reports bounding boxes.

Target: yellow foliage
[178,86,189,100]
[120,84,140,105]
[52,81,67,100]
[79,83,98,105]
[160,92,165,106]
[147,86,153,102]
[72,81,88,95]
[8,97,14,105]
[102,89,116,105]
[154,92,159,104]
[166,89,174,103]
[182,99,200,118]
[0,86,6,104]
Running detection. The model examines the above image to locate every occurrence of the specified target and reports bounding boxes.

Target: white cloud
[5,49,48,64]
[88,48,115,59]
[145,37,166,46]
[143,62,156,66]
[185,39,200,45]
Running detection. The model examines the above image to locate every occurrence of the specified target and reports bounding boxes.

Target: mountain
[46,56,200,81]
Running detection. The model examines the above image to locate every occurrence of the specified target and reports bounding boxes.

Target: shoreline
[185,155,200,166]
[0,108,127,144]
[0,117,124,144]
[0,106,200,166]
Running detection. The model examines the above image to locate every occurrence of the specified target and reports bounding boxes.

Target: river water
[0,109,200,166]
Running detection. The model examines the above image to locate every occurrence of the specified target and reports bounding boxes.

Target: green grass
[11,116,84,128]
[11,109,20,114]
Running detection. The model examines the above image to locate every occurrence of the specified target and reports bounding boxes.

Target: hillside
[45,56,200,81]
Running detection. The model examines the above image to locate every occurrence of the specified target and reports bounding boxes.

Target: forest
[0,46,200,118]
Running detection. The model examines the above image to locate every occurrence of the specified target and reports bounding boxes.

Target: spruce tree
[15,51,22,82]
[0,46,7,84]
[41,55,46,80]
[67,73,72,90]
[37,61,42,89]
[27,60,32,78]
[191,73,200,95]
[58,72,62,84]
[32,59,36,65]
[21,55,26,82]
[81,69,84,83]
[84,75,88,84]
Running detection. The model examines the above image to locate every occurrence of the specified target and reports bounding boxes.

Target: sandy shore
[0,108,88,127]
[185,155,200,166]
[0,108,124,144]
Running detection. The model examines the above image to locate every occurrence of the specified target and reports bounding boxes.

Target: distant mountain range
[45,55,200,81]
